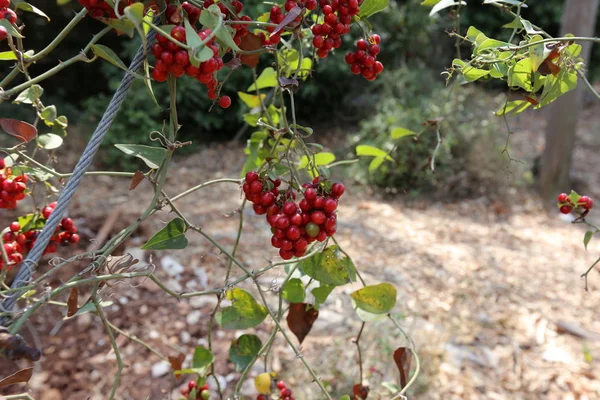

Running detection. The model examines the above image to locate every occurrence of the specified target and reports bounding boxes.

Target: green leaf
[0,51,18,61]
[520,18,543,35]
[144,60,160,108]
[215,288,268,329]
[339,396,352,400]
[114,144,166,169]
[494,99,531,116]
[298,152,336,170]
[311,284,335,309]
[508,58,532,91]
[238,92,265,109]
[13,1,50,20]
[185,18,213,67]
[229,334,263,371]
[40,105,57,122]
[57,0,73,4]
[17,213,45,231]
[240,130,267,177]
[475,38,510,54]
[0,20,24,38]
[358,0,390,18]
[390,127,416,139]
[37,133,63,150]
[356,145,393,161]
[538,69,577,107]
[190,346,214,376]
[299,246,357,286]
[420,0,441,5]
[141,218,188,250]
[92,44,129,71]
[462,66,490,82]
[14,85,43,104]
[529,35,549,72]
[350,283,397,314]
[201,4,241,51]
[368,156,386,173]
[247,67,278,91]
[282,278,306,303]
[428,0,466,16]
[565,43,582,58]
[124,2,146,45]
[3,153,19,167]
[96,17,135,38]
[584,231,594,250]
[569,190,582,205]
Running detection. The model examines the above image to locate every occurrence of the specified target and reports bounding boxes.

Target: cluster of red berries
[1,203,79,270]
[243,171,345,260]
[78,0,134,19]
[0,0,17,42]
[345,35,384,80]
[151,12,232,108]
[310,0,361,58]
[558,192,594,215]
[265,0,310,45]
[0,160,28,209]
[256,380,296,400]
[180,380,210,400]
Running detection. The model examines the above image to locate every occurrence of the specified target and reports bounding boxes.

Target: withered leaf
[168,353,186,373]
[352,383,369,399]
[0,367,34,388]
[129,171,145,191]
[67,287,79,317]
[524,96,539,106]
[286,303,318,344]
[0,119,37,142]
[272,5,305,36]
[393,347,413,390]
[239,32,263,67]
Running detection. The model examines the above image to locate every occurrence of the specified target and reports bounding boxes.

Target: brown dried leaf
[129,171,145,191]
[168,353,185,373]
[0,119,37,142]
[353,383,369,399]
[272,5,304,36]
[0,367,34,388]
[393,347,413,390]
[239,32,263,67]
[286,303,318,344]
[67,287,79,317]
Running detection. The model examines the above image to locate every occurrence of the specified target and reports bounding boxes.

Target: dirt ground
[2,101,600,400]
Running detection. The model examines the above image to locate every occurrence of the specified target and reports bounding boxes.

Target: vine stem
[0,26,112,99]
[388,314,420,398]
[106,320,168,361]
[29,9,89,63]
[92,290,124,400]
[581,255,600,291]
[498,36,600,52]
[353,322,366,384]
[4,394,35,400]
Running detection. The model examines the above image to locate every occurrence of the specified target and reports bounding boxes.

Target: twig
[581,255,600,291]
[353,322,366,384]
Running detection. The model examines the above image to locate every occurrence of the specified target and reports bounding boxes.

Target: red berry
[313,35,325,48]
[0,0,10,8]
[245,171,259,183]
[290,213,303,226]
[281,388,292,397]
[160,51,174,65]
[9,221,20,232]
[294,237,308,252]
[257,396,267,400]
[557,193,568,203]
[219,95,232,108]
[316,230,327,242]
[174,50,190,65]
[322,5,333,14]
[2,232,14,242]
[282,202,298,215]
[253,204,267,215]
[9,252,23,264]
[313,196,325,209]
[579,196,594,210]
[286,225,301,241]
[560,205,572,214]
[369,44,380,56]
[2,8,16,24]
[279,248,294,260]
[42,206,54,219]
[304,188,317,201]
[271,235,283,248]
[310,211,326,225]
[357,39,368,50]
[370,33,381,44]
[281,239,293,251]
[261,192,276,207]
[171,26,186,42]
[276,215,290,230]
[250,180,263,194]
[323,198,337,213]
[277,381,287,390]
[331,183,345,198]
[61,218,74,231]
[345,52,356,64]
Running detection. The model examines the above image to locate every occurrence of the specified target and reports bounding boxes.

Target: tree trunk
[538,0,599,200]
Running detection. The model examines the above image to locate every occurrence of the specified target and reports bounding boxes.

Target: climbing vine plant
[0,0,597,399]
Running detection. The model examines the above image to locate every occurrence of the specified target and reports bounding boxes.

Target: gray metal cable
[0,30,157,327]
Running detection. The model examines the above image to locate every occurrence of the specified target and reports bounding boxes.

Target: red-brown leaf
[67,287,79,317]
[168,353,186,375]
[0,367,34,388]
[286,303,318,345]
[239,32,263,67]
[393,347,413,390]
[0,119,37,142]
[352,383,369,399]
[524,96,539,106]
[129,171,145,191]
